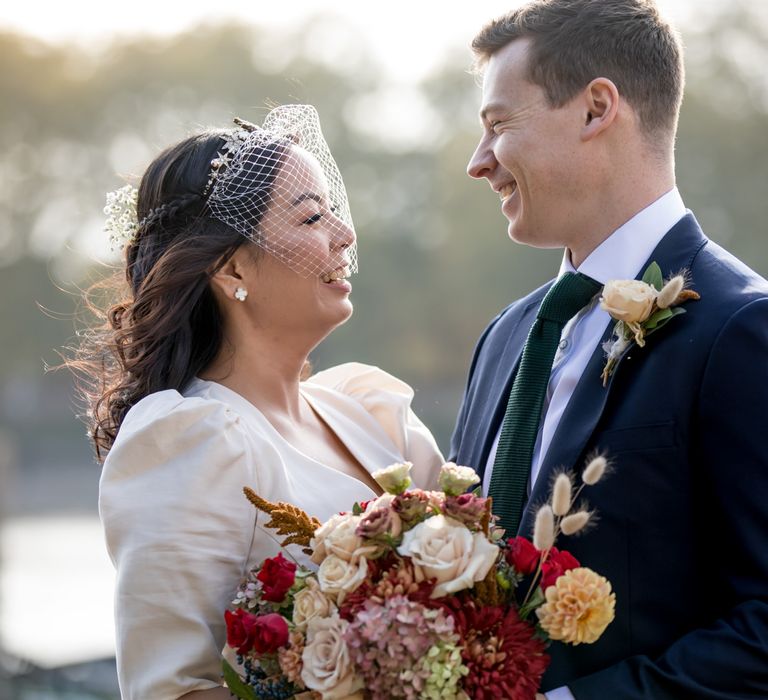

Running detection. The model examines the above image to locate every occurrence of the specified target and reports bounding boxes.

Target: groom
[449,1,768,698]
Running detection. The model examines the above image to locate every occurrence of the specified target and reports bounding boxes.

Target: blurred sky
[0,0,738,83]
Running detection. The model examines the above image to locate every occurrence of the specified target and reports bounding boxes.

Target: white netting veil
[204,104,357,280]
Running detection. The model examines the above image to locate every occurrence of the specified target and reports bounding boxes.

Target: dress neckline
[184,377,401,497]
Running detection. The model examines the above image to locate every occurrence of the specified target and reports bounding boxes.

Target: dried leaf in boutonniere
[599,262,700,386]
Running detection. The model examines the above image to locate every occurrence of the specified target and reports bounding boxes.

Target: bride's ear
[580,77,619,141]
[209,247,249,301]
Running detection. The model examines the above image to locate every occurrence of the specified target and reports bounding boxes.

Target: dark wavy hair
[69,130,285,461]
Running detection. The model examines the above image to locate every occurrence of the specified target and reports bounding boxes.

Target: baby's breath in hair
[103,184,139,251]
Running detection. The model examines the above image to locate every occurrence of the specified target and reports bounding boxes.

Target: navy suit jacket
[450,214,768,699]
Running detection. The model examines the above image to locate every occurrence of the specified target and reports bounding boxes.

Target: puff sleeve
[306,363,445,489]
[99,391,258,700]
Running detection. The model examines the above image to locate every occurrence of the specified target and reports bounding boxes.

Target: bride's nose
[329,215,356,251]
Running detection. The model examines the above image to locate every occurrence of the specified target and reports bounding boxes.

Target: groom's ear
[579,78,619,141]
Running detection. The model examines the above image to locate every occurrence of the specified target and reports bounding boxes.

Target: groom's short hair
[471,0,684,140]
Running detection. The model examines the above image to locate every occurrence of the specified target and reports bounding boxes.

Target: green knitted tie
[489,272,602,534]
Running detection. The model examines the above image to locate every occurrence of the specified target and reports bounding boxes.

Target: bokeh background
[1,0,766,696]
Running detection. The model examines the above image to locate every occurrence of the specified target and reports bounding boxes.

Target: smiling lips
[320,266,351,284]
[498,181,517,200]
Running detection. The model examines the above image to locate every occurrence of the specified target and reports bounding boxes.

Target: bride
[76,105,444,699]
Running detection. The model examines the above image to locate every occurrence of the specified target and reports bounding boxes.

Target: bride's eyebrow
[292,193,325,207]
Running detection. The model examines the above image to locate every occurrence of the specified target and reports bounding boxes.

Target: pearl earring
[234,287,248,302]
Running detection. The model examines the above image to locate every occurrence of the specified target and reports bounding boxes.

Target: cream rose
[301,615,364,699]
[364,492,396,512]
[317,553,371,604]
[424,490,446,512]
[293,578,337,631]
[438,462,481,496]
[372,461,412,494]
[311,513,361,565]
[397,514,499,598]
[324,516,367,562]
[600,279,657,323]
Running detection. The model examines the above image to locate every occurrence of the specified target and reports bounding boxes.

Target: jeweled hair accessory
[202,118,253,197]
[103,105,356,280]
[205,104,358,279]
[103,184,139,251]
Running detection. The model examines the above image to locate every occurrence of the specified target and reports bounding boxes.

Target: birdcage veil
[204,104,357,279]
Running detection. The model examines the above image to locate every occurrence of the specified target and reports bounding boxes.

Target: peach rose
[600,279,657,324]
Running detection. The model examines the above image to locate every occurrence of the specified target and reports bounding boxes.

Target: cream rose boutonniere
[600,262,700,385]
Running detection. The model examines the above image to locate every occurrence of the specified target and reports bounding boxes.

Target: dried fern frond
[243,487,321,550]
[474,557,501,607]
[480,497,492,536]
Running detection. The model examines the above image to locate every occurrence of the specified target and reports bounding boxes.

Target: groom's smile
[468,38,592,253]
[498,181,517,201]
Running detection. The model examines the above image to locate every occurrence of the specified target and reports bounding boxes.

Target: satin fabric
[100,362,444,700]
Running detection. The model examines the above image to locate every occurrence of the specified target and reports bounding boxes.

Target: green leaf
[642,261,664,291]
[222,658,257,700]
[352,502,363,516]
[644,307,674,331]
[519,585,546,619]
[646,307,686,337]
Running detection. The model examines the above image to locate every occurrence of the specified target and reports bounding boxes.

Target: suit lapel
[466,292,547,476]
[518,214,708,535]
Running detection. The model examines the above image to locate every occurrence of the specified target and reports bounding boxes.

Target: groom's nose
[467,137,497,181]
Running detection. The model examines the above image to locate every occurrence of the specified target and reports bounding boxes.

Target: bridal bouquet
[223,460,615,700]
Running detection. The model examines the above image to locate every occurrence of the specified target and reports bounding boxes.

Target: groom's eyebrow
[479,103,504,123]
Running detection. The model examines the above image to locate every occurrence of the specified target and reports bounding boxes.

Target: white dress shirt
[482,188,686,699]
[484,188,686,492]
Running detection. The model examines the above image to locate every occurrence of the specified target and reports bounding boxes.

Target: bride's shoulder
[104,389,252,480]
[116,388,238,438]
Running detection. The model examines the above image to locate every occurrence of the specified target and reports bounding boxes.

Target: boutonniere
[599,262,700,386]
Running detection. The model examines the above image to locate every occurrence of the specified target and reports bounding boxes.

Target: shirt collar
[559,187,686,283]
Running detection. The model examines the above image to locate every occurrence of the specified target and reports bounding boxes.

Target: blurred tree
[0,4,766,454]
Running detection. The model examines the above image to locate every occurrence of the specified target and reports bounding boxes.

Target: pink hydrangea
[344,594,457,699]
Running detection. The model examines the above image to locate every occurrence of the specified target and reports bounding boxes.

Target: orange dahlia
[536,567,615,645]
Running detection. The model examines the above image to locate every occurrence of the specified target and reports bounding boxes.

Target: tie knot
[537,272,602,324]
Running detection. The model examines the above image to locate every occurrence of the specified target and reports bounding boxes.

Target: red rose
[505,536,541,576]
[225,609,289,656]
[256,552,296,602]
[225,609,259,655]
[251,613,290,654]
[540,548,580,590]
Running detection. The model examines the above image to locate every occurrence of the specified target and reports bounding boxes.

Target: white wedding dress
[99,362,444,700]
